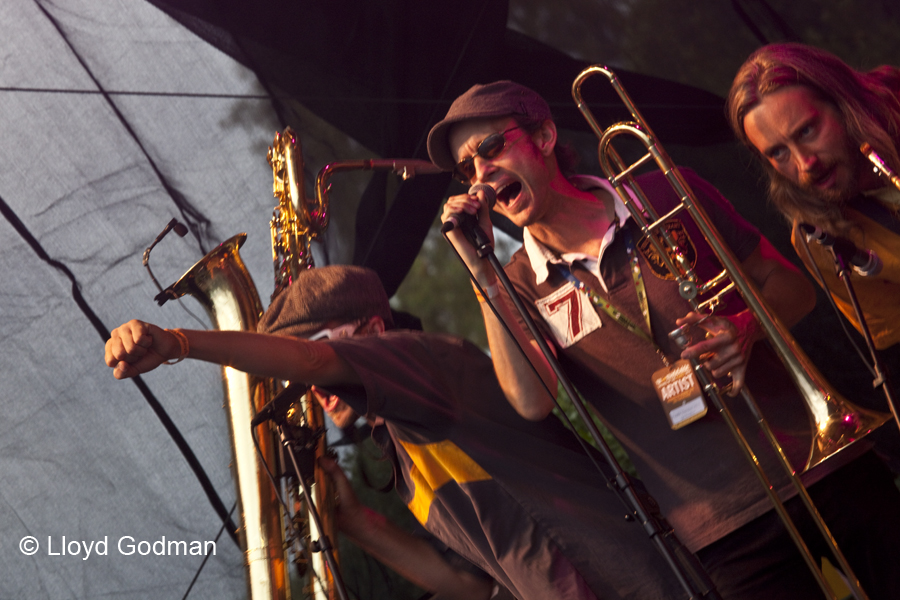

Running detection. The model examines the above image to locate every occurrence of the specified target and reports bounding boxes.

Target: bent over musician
[106,265,689,600]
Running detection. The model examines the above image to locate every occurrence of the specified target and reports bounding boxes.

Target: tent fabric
[0,1,797,598]
[7,1,889,599]
[1,1,276,598]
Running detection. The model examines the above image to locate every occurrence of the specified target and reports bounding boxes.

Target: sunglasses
[452,126,520,183]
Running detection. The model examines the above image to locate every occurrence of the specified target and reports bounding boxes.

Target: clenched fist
[104,320,181,379]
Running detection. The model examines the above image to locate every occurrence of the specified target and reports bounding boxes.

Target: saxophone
[266,127,337,600]
[161,126,440,599]
[162,126,335,600]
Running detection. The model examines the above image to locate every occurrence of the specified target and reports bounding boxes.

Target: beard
[781,144,869,208]
[796,168,852,206]
[771,169,848,213]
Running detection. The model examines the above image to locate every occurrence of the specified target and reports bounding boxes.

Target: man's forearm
[744,238,816,331]
[173,328,356,386]
[481,294,558,420]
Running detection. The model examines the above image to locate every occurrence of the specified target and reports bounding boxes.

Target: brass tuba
[160,125,338,600]
[161,126,442,600]
[162,234,290,598]
[572,65,891,600]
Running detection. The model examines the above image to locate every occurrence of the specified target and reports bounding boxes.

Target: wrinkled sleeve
[323,333,459,434]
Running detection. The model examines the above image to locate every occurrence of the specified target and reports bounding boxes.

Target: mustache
[796,162,835,188]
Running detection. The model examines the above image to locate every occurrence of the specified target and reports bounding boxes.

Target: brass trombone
[572,65,891,600]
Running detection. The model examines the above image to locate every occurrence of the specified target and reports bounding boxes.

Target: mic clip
[154,287,176,306]
[799,223,882,277]
[251,382,308,427]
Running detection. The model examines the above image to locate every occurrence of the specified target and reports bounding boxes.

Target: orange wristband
[163,328,189,365]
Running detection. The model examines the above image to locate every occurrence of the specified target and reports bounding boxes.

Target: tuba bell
[572,65,892,600]
[158,126,442,600]
[159,126,339,600]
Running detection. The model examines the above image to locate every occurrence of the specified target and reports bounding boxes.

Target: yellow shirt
[792,208,900,349]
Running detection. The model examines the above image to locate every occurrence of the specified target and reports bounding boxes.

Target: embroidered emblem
[535,282,602,348]
[635,220,698,280]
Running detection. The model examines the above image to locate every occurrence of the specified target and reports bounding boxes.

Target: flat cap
[427,80,552,170]
[258,265,393,338]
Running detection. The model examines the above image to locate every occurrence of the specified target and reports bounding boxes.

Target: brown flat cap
[427,80,552,170]
[258,265,393,338]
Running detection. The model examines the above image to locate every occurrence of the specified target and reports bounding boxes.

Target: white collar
[522,175,636,288]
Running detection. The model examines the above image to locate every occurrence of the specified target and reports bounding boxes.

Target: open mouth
[804,164,836,190]
[496,181,522,205]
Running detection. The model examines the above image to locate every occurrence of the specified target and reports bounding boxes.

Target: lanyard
[554,228,670,366]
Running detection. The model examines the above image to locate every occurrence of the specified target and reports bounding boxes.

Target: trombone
[572,65,891,600]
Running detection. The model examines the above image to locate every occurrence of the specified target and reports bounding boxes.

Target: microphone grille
[172,221,189,237]
[468,183,497,209]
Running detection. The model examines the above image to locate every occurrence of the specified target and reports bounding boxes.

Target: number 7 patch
[535,282,603,348]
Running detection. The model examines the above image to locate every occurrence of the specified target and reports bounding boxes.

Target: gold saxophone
[163,126,335,600]
[267,127,337,600]
[161,125,439,599]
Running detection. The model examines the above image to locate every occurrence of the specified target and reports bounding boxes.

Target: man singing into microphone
[727,42,900,378]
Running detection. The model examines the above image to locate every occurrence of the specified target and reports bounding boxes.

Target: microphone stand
[275,417,350,600]
[450,221,721,600]
[143,218,189,297]
[826,248,900,434]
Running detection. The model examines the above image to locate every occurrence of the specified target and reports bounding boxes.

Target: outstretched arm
[104,320,359,387]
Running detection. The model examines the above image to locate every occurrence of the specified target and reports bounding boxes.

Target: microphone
[441,184,497,253]
[251,382,308,427]
[799,223,882,277]
[441,184,496,233]
[144,218,191,305]
[142,218,189,267]
[467,183,497,211]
